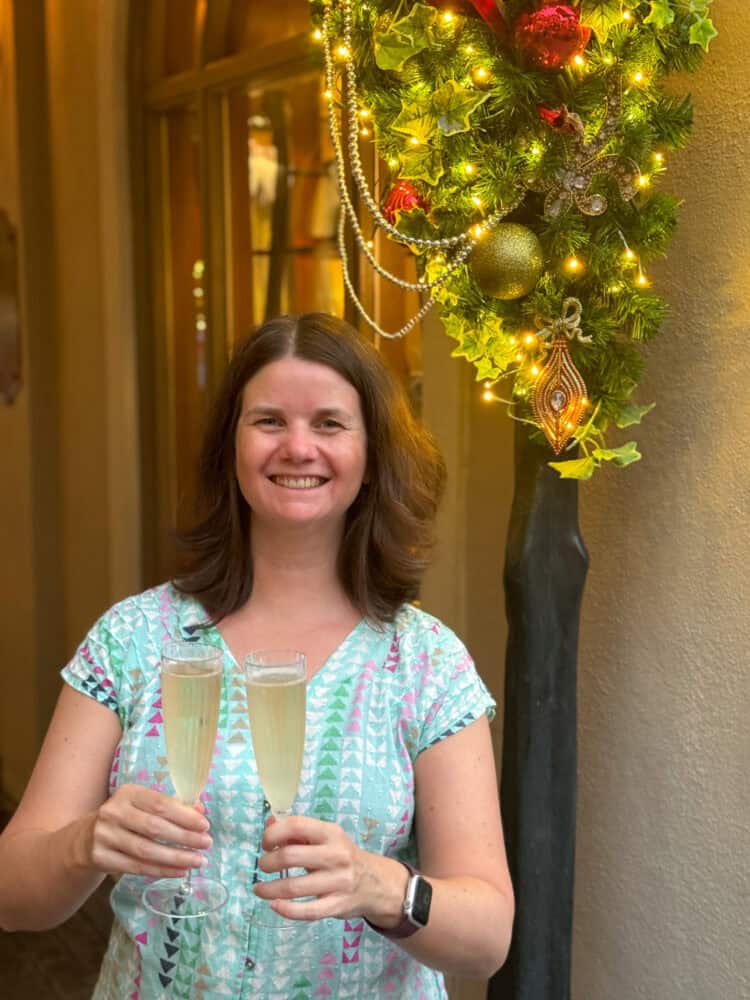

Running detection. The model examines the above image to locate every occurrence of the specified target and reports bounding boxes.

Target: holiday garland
[310,0,716,477]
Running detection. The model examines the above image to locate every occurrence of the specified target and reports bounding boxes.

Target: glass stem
[273,809,291,878]
[179,867,193,897]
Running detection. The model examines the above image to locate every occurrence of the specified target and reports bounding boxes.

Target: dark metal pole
[488,423,589,1000]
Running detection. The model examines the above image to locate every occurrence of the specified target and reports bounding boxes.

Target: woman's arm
[0,685,213,932]
[258,715,514,979]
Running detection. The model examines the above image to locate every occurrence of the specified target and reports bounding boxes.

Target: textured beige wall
[573,6,749,998]
[427,7,749,999]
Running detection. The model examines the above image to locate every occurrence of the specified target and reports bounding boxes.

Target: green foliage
[312,0,715,477]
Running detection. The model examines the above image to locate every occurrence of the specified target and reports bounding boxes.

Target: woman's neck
[248,522,350,619]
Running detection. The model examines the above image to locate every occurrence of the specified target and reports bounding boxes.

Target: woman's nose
[280,425,317,462]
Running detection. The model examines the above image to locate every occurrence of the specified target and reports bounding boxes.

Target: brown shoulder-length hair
[175,312,446,625]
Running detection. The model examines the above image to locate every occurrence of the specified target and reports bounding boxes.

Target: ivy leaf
[578,0,622,42]
[644,0,675,30]
[374,30,417,72]
[391,103,435,145]
[615,401,655,428]
[432,80,489,136]
[391,206,434,242]
[592,441,642,466]
[399,145,445,185]
[475,356,501,381]
[548,456,597,480]
[391,4,439,50]
[689,16,718,51]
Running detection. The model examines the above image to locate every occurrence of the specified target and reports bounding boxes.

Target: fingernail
[195,854,208,867]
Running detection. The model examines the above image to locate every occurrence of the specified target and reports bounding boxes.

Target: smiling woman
[234,356,368,535]
[176,312,444,625]
[0,312,513,998]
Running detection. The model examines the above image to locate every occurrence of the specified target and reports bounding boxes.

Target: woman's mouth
[269,475,328,489]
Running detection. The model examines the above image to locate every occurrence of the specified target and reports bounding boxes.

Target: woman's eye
[253,416,282,427]
[319,418,344,430]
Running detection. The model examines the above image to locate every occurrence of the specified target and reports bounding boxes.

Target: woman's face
[235,356,368,535]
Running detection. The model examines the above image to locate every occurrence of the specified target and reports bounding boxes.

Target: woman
[0,313,513,997]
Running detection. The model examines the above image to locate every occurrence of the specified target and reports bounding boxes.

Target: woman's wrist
[360,853,410,930]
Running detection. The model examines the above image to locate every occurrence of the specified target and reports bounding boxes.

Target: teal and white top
[62,583,495,1000]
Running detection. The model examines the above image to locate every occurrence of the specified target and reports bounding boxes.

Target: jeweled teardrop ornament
[532,336,588,454]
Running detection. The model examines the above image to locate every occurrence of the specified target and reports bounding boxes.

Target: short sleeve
[411,616,496,756]
[61,604,128,724]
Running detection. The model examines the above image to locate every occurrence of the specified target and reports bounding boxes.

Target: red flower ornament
[514,5,592,70]
[382,180,430,225]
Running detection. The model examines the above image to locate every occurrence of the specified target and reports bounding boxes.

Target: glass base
[142,875,228,919]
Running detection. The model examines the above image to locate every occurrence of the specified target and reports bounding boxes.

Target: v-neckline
[183,595,372,690]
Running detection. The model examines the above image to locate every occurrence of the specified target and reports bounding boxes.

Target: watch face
[407,875,433,927]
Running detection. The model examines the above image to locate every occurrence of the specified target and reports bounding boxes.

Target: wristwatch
[365,862,433,939]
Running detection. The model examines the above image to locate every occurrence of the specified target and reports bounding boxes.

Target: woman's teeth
[271,476,326,489]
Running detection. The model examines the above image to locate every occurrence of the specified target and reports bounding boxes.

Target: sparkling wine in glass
[245,649,307,924]
[142,640,228,919]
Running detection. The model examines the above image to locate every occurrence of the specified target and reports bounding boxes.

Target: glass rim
[162,639,224,666]
[244,648,306,671]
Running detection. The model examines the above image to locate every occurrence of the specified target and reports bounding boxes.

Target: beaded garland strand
[313,0,717,476]
[322,0,523,340]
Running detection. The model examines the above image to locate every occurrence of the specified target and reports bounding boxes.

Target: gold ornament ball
[469,223,544,300]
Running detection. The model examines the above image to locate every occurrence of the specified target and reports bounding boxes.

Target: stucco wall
[573,6,749,997]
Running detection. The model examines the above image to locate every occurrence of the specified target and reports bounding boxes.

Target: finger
[270,894,349,923]
[118,804,214,850]
[95,846,194,880]
[261,815,330,850]
[96,825,208,872]
[257,843,323,875]
[254,871,343,902]
[131,790,211,832]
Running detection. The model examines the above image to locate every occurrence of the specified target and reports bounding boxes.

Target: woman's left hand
[253,814,404,924]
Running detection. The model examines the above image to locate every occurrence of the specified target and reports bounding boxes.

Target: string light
[409,136,419,146]
[312,28,323,41]
[471,195,483,207]
[472,223,484,239]
[360,126,370,137]
[530,144,542,157]
[441,11,454,24]
[531,364,540,377]
[473,66,490,83]
[323,89,333,101]
[653,151,664,164]
[637,268,650,287]
[464,45,475,55]
[573,54,586,69]
[632,70,645,85]
[622,8,633,21]
[336,44,351,60]
[388,157,398,167]
[464,163,475,175]
[482,381,495,402]
[358,108,370,118]
[638,174,650,188]
[523,333,536,347]
[565,255,583,273]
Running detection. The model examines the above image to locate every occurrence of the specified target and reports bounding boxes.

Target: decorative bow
[535,297,592,344]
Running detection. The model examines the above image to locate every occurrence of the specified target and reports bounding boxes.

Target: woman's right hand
[77,783,212,879]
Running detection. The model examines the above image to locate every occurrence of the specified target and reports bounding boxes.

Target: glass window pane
[223,73,345,340]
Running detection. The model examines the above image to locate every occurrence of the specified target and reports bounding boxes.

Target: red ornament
[382,180,430,225]
[537,103,584,135]
[427,0,509,40]
[514,5,592,70]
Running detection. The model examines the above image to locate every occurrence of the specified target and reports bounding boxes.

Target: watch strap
[364,862,425,940]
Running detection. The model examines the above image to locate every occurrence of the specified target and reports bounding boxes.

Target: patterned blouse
[62,583,495,1000]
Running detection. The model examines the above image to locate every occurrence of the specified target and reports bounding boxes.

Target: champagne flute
[245,649,307,925]
[142,640,228,919]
